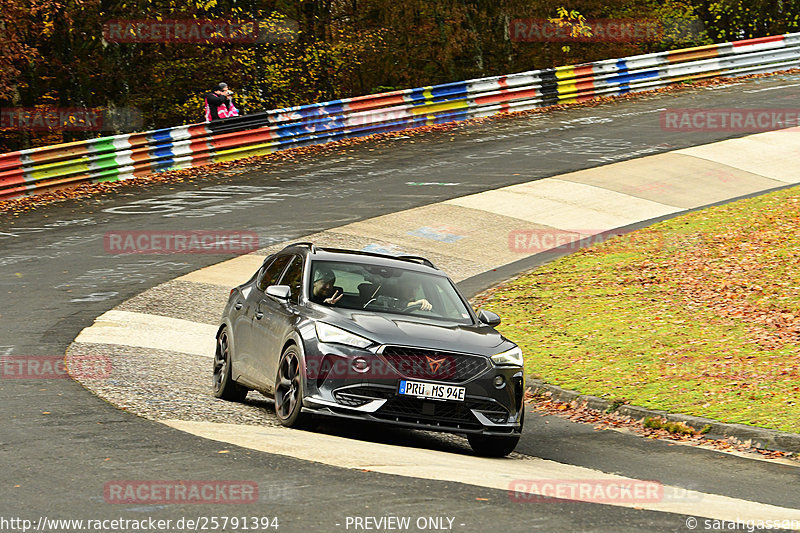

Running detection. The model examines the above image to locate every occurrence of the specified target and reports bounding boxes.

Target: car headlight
[491,346,523,366]
[315,322,373,349]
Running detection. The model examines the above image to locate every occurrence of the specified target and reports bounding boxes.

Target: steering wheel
[403,302,424,312]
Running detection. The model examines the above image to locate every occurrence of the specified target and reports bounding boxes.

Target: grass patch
[476,185,800,433]
[643,417,697,435]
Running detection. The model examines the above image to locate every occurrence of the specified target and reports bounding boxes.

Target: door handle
[234,302,243,310]
[255,312,264,320]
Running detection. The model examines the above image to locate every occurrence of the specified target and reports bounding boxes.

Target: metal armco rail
[2,32,799,200]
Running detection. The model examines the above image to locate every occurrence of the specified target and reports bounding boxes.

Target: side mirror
[477,309,501,327]
[266,285,291,301]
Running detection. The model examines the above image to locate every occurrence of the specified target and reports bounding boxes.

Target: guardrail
[2,32,799,201]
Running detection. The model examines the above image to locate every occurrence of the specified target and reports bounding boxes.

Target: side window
[278,256,304,303]
[257,255,291,291]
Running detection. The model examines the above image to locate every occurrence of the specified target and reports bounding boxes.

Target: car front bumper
[301,339,524,436]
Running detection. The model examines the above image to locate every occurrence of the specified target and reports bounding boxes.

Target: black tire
[274,345,308,427]
[213,327,249,402]
[468,408,524,457]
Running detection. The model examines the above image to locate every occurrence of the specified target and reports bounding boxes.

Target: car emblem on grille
[426,356,447,374]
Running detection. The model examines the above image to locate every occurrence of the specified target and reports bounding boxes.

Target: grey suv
[213,243,525,456]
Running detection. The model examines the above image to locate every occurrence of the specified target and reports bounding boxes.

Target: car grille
[379,346,490,384]
[373,396,509,430]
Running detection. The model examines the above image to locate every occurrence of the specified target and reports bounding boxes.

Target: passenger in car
[311,268,344,305]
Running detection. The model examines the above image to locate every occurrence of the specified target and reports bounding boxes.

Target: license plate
[398,380,466,402]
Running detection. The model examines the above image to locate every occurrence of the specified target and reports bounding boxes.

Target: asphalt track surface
[3,74,800,532]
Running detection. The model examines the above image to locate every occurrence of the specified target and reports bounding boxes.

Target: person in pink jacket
[204,82,239,122]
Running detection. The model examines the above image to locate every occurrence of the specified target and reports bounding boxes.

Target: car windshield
[308,260,473,324]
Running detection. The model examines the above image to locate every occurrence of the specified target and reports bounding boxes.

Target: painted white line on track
[445,178,682,230]
[74,310,217,357]
[742,83,800,93]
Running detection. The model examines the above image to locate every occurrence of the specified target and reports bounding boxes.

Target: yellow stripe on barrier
[28,158,92,181]
[555,67,576,79]
[409,100,469,116]
[557,82,578,96]
[213,143,276,163]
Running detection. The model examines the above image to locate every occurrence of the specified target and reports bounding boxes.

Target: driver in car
[312,268,344,305]
[399,284,433,311]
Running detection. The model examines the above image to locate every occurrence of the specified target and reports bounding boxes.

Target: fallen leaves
[527,393,797,460]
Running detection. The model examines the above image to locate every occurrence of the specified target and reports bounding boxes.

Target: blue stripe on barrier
[434,110,468,124]
[151,145,176,159]
[150,129,174,143]
[321,103,345,115]
[408,88,427,103]
[272,116,348,139]
[151,158,175,172]
[431,82,468,99]
[615,59,630,94]
[608,69,660,85]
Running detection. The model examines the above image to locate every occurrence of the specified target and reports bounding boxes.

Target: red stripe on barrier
[475,87,538,106]
[209,130,274,150]
[733,35,785,47]
[573,65,595,78]
[667,45,719,63]
[0,168,26,189]
[187,124,211,138]
[128,145,153,162]
[498,76,508,88]
[0,151,23,172]
[128,133,150,150]
[0,184,28,200]
[189,152,214,165]
[188,138,214,155]
[27,142,90,163]
[131,160,156,177]
[348,93,406,111]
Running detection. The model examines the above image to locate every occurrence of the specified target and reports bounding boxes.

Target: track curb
[526,380,800,455]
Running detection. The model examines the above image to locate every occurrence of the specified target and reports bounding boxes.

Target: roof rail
[312,247,437,269]
[396,255,437,269]
[284,242,316,253]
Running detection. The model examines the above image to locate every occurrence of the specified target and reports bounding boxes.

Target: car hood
[321,308,508,355]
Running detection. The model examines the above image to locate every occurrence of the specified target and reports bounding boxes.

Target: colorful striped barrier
[2,32,800,201]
